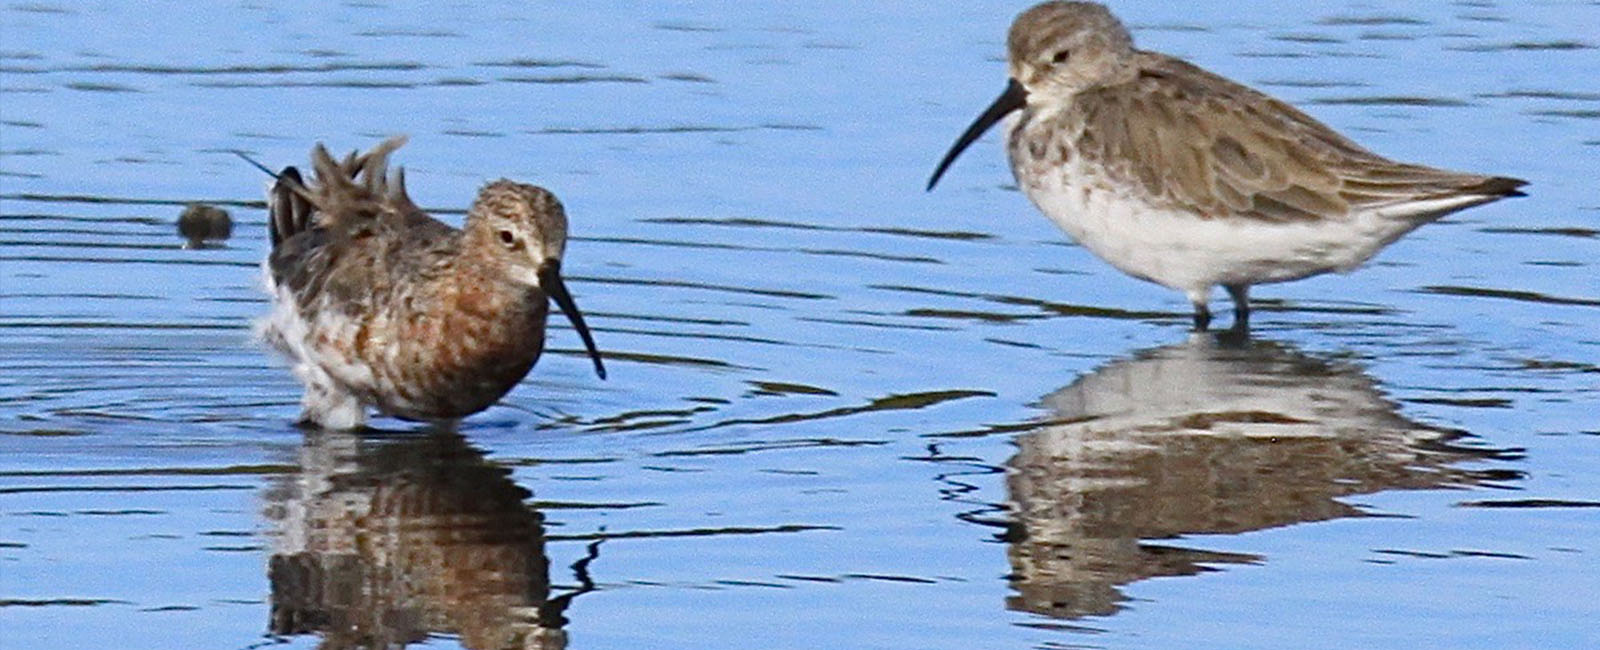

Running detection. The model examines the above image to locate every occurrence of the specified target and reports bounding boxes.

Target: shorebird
[256,136,605,429]
[927,1,1526,331]
[177,202,232,249]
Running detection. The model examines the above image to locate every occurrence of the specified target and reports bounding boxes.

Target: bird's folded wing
[1074,54,1517,223]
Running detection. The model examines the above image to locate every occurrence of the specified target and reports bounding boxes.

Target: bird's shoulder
[271,137,471,310]
[1065,51,1422,222]
[270,199,463,317]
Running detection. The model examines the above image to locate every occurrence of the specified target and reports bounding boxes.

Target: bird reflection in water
[1003,333,1520,619]
[261,430,596,649]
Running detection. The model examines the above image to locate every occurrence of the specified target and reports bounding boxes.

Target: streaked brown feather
[1067,52,1522,223]
[268,136,459,318]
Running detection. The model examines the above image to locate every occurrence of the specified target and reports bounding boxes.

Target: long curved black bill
[926,78,1028,191]
[538,259,607,380]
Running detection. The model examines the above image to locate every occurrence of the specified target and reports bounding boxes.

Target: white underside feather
[258,263,368,429]
[1008,121,1493,307]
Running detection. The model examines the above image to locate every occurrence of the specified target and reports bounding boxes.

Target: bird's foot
[1191,303,1212,331]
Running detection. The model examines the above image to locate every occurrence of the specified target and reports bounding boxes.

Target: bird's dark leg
[1225,284,1251,332]
[1191,301,1212,331]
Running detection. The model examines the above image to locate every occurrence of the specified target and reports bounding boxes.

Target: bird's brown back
[1034,51,1526,223]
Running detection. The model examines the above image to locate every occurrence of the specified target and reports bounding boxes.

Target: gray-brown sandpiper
[257,136,605,429]
[927,1,1526,331]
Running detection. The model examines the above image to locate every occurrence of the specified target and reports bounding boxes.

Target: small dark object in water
[178,202,233,248]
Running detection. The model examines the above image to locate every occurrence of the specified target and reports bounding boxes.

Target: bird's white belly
[1016,159,1400,295]
[257,266,377,428]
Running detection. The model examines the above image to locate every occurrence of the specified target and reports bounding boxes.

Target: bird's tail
[268,167,314,249]
[266,135,411,250]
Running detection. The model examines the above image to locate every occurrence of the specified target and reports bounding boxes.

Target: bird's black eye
[498,230,516,246]
[1051,49,1070,64]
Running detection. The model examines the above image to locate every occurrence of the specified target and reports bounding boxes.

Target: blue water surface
[1,1,1596,649]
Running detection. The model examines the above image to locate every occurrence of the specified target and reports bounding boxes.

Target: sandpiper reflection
[1005,334,1517,619]
[262,430,592,649]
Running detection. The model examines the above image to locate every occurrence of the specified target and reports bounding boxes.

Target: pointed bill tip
[230,149,278,178]
[538,259,607,381]
[926,78,1028,192]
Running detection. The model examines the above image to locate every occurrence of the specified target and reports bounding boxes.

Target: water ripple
[500,74,648,85]
[1308,95,1473,107]
[1315,15,1429,26]
[1452,40,1595,52]
[1417,285,1600,308]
